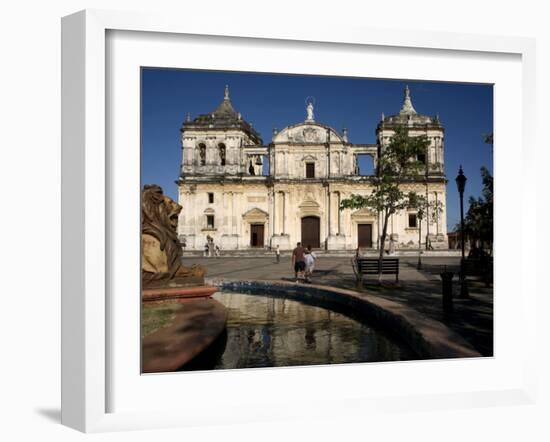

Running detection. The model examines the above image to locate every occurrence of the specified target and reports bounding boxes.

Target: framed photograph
[62,9,537,433]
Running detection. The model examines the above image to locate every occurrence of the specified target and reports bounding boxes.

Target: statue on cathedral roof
[305,97,315,122]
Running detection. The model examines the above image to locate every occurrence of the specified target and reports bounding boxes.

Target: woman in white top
[304,246,317,283]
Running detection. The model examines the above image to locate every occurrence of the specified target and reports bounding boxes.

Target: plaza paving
[183,254,494,356]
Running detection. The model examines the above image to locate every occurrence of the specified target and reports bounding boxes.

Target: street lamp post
[417,207,424,270]
[455,166,469,298]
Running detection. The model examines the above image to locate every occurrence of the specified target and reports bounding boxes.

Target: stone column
[178,190,186,235]
[188,191,195,232]
[206,140,212,165]
[425,184,430,242]
[439,137,445,170]
[275,192,281,235]
[282,191,287,234]
[434,191,440,234]
[231,192,237,235]
[227,192,233,234]
[268,188,274,241]
[337,191,342,235]
[187,191,194,234]
[182,145,188,167]
[329,192,337,235]
[274,192,279,234]
[326,187,331,238]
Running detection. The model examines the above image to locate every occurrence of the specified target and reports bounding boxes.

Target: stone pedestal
[327,234,347,250]
[142,285,218,302]
[221,234,239,250]
[142,297,227,373]
[271,234,291,250]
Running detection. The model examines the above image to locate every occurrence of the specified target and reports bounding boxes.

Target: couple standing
[291,242,316,283]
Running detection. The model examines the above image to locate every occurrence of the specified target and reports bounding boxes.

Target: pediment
[273,123,343,144]
[242,207,269,220]
[351,208,376,218]
[299,199,320,209]
[301,154,318,162]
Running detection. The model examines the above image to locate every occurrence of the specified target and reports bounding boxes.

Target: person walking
[275,244,280,263]
[207,237,214,257]
[291,242,306,282]
[304,248,316,283]
[389,235,395,255]
[307,244,317,261]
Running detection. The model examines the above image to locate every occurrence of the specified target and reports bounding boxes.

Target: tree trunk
[378,211,390,283]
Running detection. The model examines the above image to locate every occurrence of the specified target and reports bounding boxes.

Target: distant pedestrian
[215,244,221,257]
[275,244,280,263]
[204,242,209,257]
[208,239,214,257]
[389,235,396,255]
[291,242,306,282]
[304,249,316,283]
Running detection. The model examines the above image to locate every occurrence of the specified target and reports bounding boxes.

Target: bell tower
[179,85,263,179]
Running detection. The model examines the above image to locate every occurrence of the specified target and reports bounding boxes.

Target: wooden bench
[353,257,400,284]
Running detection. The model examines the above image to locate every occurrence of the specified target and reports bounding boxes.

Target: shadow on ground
[35,408,61,423]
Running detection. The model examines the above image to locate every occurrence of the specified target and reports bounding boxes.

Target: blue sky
[141,68,493,230]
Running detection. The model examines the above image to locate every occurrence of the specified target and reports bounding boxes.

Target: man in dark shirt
[292,242,306,282]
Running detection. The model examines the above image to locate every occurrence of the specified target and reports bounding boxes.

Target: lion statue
[141,184,206,287]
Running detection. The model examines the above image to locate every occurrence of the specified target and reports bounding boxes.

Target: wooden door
[357,224,372,248]
[301,216,320,248]
[250,224,264,247]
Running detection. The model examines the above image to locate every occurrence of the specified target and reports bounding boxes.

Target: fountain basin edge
[208,278,481,360]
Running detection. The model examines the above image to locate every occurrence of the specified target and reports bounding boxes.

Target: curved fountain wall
[210,279,481,360]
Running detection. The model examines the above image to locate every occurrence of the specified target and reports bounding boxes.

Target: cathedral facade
[177,85,448,251]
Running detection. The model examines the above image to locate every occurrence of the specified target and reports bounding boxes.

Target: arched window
[198,143,206,166]
[218,143,226,166]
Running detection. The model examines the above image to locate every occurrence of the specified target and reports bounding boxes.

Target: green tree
[454,133,494,254]
[340,127,440,280]
[462,166,493,254]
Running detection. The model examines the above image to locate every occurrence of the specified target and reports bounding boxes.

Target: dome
[182,85,263,144]
[380,86,441,128]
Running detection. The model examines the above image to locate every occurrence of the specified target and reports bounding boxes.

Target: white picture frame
[61,9,537,433]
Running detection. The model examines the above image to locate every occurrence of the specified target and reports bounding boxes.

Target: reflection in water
[204,292,414,370]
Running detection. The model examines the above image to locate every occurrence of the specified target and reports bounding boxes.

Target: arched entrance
[301,216,320,248]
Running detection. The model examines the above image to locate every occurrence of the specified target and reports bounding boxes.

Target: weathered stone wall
[178,99,448,251]
[177,180,447,251]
